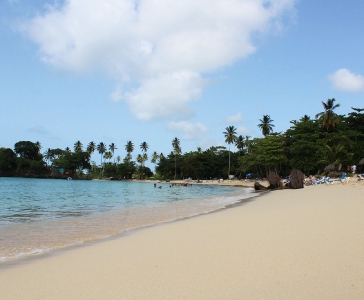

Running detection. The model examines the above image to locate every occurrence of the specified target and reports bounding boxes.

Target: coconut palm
[151,151,159,172]
[96,142,106,167]
[87,141,96,155]
[140,141,148,153]
[223,126,237,177]
[258,115,275,136]
[315,98,341,132]
[235,135,245,156]
[125,141,134,157]
[109,143,117,164]
[43,148,53,167]
[74,140,83,152]
[104,151,113,163]
[172,137,181,179]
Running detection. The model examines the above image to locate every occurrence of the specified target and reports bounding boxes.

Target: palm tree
[65,147,71,153]
[245,135,251,154]
[140,141,149,153]
[87,141,96,155]
[136,154,143,178]
[116,155,121,164]
[104,151,113,163]
[43,148,53,167]
[315,98,341,132]
[197,147,202,153]
[235,135,245,156]
[151,151,159,172]
[258,115,275,136]
[74,141,83,152]
[125,141,134,158]
[223,126,237,177]
[172,137,181,179]
[96,142,106,168]
[159,152,165,160]
[109,143,117,164]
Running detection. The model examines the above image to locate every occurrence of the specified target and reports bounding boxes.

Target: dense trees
[2,100,364,180]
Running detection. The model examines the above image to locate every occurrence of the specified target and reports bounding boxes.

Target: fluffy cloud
[168,121,208,140]
[236,126,251,135]
[23,0,296,120]
[328,69,364,92]
[226,112,243,123]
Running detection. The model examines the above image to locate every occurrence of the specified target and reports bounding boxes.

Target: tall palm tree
[140,141,149,153]
[125,141,134,158]
[172,137,181,179]
[245,135,251,153]
[87,141,96,156]
[151,151,159,172]
[235,135,245,156]
[96,142,106,168]
[74,140,83,152]
[109,143,117,164]
[104,151,113,163]
[315,98,341,132]
[43,148,53,167]
[258,115,275,136]
[223,126,237,177]
[136,154,143,178]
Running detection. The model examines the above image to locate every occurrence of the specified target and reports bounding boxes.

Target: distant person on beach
[351,164,357,174]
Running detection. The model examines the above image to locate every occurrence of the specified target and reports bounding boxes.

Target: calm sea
[0,177,254,263]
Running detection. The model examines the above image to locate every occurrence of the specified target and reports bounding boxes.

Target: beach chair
[357,174,364,181]
[339,173,349,183]
[324,177,334,185]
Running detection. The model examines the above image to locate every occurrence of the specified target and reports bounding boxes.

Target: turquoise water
[0,177,253,262]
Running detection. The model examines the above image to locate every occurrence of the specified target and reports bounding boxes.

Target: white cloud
[226,112,243,123]
[168,121,208,140]
[328,68,364,92]
[236,126,251,135]
[22,0,296,120]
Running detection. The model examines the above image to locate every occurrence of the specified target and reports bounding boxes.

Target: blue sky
[1,0,364,166]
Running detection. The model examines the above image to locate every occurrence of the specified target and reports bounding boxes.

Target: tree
[87,142,96,156]
[104,151,113,163]
[43,148,54,167]
[258,115,275,136]
[0,148,18,175]
[172,137,181,179]
[74,141,83,152]
[223,126,237,177]
[109,143,117,164]
[125,141,134,159]
[235,135,245,156]
[315,98,341,132]
[96,142,106,169]
[140,141,148,153]
[14,141,42,161]
[151,151,159,172]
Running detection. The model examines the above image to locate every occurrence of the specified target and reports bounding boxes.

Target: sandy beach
[1,180,364,299]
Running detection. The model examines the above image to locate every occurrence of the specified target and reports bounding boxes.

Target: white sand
[1,181,364,299]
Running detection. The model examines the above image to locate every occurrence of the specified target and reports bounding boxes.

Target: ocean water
[0,177,254,263]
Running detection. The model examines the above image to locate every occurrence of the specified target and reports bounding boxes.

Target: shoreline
[0,179,257,266]
[1,181,364,298]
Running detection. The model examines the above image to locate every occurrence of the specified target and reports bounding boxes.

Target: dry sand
[1,180,364,299]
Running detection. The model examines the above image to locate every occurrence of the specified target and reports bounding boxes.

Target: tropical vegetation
[1,101,364,180]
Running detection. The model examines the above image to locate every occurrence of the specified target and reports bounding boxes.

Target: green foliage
[0,148,18,175]
[14,141,42,161]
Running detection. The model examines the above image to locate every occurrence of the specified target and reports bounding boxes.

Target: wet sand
[1,180,364,299]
